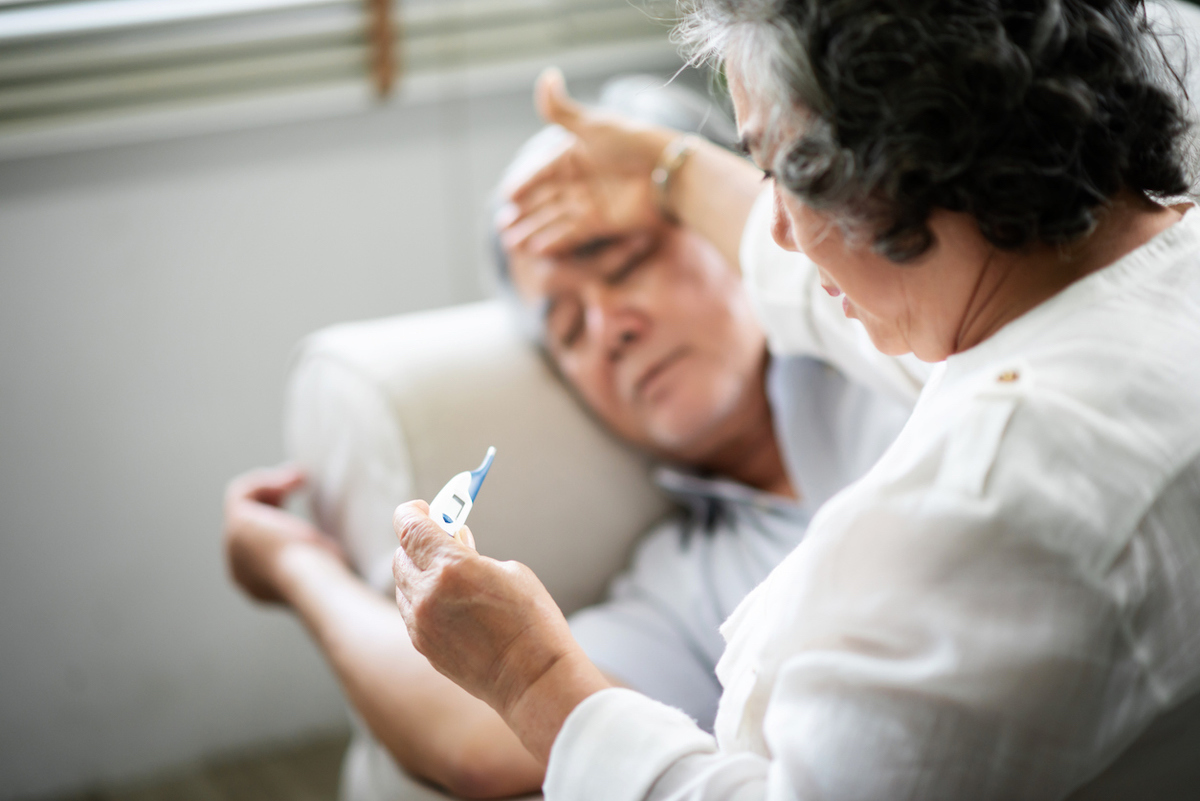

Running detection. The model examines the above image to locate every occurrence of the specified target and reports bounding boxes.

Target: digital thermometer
[429,446,496,536]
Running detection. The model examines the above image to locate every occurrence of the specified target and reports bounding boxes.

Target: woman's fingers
[392,500,459,572]
[502,147,578,208]
[502,182,618,256]
[393,583,413,624]
[389,498,602,749]
[456,525,477,551]
[392,547,418,620]
[501,202,575,253]
[519,180,571,214]
[500,178,583,240]
[535,66,586,132]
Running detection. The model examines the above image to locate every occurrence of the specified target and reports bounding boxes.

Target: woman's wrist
[630,124,680,173]
[503,648,611,764]
[652,134,702,223]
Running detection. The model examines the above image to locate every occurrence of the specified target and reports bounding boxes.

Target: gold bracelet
[651,134,699,224]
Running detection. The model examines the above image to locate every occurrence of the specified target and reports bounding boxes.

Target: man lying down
[221,76,913,801]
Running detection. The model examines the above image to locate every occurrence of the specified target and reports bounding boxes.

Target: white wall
[0,75,629,800]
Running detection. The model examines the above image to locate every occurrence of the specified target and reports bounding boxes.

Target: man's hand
[392,501,609,763]
[223,465,345,604]
[497,67,677,257]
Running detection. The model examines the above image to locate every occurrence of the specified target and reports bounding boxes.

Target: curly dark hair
[681,0,1191,261]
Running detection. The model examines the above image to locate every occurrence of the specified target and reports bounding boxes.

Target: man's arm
[224,467,544,799]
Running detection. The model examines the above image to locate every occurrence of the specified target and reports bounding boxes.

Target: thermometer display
[428,447,496,536]
[444,495,466,523]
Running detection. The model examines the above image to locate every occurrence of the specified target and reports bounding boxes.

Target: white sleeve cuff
[544,688,717,801]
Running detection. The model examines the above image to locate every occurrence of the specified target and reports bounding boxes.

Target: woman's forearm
[667,137,765,273]
[501,648,612,765]
[275,545,544,798]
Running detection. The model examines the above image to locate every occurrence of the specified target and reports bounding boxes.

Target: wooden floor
[44,733,349,801]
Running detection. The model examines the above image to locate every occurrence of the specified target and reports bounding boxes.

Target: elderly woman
[391,1,1200,799]
[224,77,916,800]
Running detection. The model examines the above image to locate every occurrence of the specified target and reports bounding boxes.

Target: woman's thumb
[535,67,585,130]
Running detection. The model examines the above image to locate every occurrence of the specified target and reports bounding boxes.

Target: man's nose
[770,185,799,252]
[586,294,644,360]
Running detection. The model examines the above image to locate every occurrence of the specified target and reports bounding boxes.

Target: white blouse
[543,190,1200,801]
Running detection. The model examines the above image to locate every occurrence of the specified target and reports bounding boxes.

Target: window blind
[0,0,679,159]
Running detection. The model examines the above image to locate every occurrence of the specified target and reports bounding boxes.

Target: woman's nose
[770,186,799,252]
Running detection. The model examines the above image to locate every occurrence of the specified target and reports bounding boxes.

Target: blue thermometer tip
[468,446,496,501]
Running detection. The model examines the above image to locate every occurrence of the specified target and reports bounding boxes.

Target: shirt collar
[653,466,802,514]
[942,205,1200,386]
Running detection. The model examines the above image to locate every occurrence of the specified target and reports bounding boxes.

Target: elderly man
[222,77,911,800]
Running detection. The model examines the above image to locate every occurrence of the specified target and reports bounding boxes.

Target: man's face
[507,224,767,461]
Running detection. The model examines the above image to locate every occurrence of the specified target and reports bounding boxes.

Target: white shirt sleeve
[739,187,933,406]
[545,686,774,801]
[544,455,1200,801]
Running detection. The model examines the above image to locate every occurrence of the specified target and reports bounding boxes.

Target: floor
[45,733,349,801]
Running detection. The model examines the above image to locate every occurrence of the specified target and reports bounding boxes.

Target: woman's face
[727,66,990,361]
[507,223,769,461]
[769,183,918,356]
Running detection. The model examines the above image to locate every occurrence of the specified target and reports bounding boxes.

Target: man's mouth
[632,347,689,402]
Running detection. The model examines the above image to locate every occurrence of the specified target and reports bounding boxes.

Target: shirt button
[997,370,1020,383]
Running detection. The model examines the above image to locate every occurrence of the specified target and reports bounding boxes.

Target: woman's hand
[223,465,346,604]
[392,501,610,763]
[497,67,677,257]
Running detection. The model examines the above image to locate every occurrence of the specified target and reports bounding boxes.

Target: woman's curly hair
[679,0,1191,261]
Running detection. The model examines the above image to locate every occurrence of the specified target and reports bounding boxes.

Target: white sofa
[284,299,674,799]
[285,298,672,609]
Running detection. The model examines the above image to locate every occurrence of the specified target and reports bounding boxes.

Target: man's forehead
[507,232,658,307]
[507,237,614,297]
[572,235,625,260]
[511,237,605,270]
[513,234,633,273]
